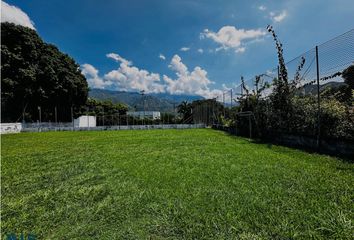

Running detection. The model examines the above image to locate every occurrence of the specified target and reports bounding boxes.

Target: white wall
[127,111,161,120]
[74,116,96,127]
[0,123,22,134]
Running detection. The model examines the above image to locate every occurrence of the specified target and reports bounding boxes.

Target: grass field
[1,129,353,239]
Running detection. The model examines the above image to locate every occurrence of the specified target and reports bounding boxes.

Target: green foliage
[228,27,354,141]
[341,65,354,105]
[219,115,234,127]
[320,98,354,139]
[80,98,128,116]
[177,100,192,122]
[342,65,354,89]
[160,112,178,124]
[2,130,353,239]
[191,99,224,125]
[1,22,88,122]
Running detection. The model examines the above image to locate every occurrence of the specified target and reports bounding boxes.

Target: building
[127,111,161,120]
[74,116,96,127]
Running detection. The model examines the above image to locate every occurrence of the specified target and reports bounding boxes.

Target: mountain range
[89,89,203,112]
[89,82,345,112]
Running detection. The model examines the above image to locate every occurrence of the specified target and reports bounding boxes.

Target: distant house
[74,116,96,127]
[127,111,161,120]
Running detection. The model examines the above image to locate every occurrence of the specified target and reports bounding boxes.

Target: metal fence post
[71,106,74,130]
[55,106,57,125]
[315,46,321,149]
[277,65,280,80]
[102,109,105,126]
[249,114,252,139]
[38,106,41,132]
[223,92,225,118]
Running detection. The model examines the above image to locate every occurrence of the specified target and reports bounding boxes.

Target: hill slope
[89,89,203,112]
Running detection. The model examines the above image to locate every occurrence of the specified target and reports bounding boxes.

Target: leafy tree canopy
[1,22,88,122]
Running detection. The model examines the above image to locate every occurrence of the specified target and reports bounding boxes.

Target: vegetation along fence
[214,28,354,156]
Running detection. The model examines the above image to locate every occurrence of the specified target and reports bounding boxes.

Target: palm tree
[177,101,192,122]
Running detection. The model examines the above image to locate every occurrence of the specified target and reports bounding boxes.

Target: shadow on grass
[215,128,354,163]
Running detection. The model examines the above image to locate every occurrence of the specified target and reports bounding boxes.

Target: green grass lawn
[1,129,353,239]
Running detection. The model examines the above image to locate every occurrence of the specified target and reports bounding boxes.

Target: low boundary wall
[2,123,205,133]
[0,123,22,134]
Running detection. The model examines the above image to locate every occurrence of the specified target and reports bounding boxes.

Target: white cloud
[235,47,245,53]
[180,47,190,52]
[106,53,132,66]
[81,64,112,89]
[163,54,222,98]
[201,26,266,52]
[1,0,35,29]
[104,53,165,93]
[258,5,267,11]
[272,10,287,23]
[266,69,275,76]
[82,54,223,98]
[197,48,204,53]
[159,53,166,60]
[82,55,165,93]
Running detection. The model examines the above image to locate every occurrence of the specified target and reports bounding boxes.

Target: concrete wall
[0,123,22,134]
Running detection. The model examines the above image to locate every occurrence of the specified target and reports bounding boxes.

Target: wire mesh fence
[214,29,354,146]
[18,103,213,132]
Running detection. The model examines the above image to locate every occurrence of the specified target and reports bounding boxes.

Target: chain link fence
[16,101,211,132]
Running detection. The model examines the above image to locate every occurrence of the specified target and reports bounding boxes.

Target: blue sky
[2,0,354,97]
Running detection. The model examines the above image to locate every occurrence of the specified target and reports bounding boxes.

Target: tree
[177,101,192,122]
[1,22,88,122]
[341,65,354,105]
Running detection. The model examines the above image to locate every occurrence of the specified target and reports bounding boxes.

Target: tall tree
[177,101,192,122]
[1,22,88,122]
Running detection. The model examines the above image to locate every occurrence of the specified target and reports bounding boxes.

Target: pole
[173,102,176,125]
[249,115,252,139]
[38,106,41,124]
[212,99,216,125]
[140,90,146,125]
[230,89,233,108]
[102,109,105,126]
[222,92,225,118]
[143,99,146,125]
[277,65,280,80]
[71,106,74,130]
[55,106,57,125]
[38,106,41,131]
[315,46,321,149]
[118,113,120,130]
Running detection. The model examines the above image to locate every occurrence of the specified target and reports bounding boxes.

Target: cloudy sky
[2,0,354,97]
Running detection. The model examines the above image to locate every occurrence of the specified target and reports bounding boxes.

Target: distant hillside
[299,81,346,95]
[89,89,203,112]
